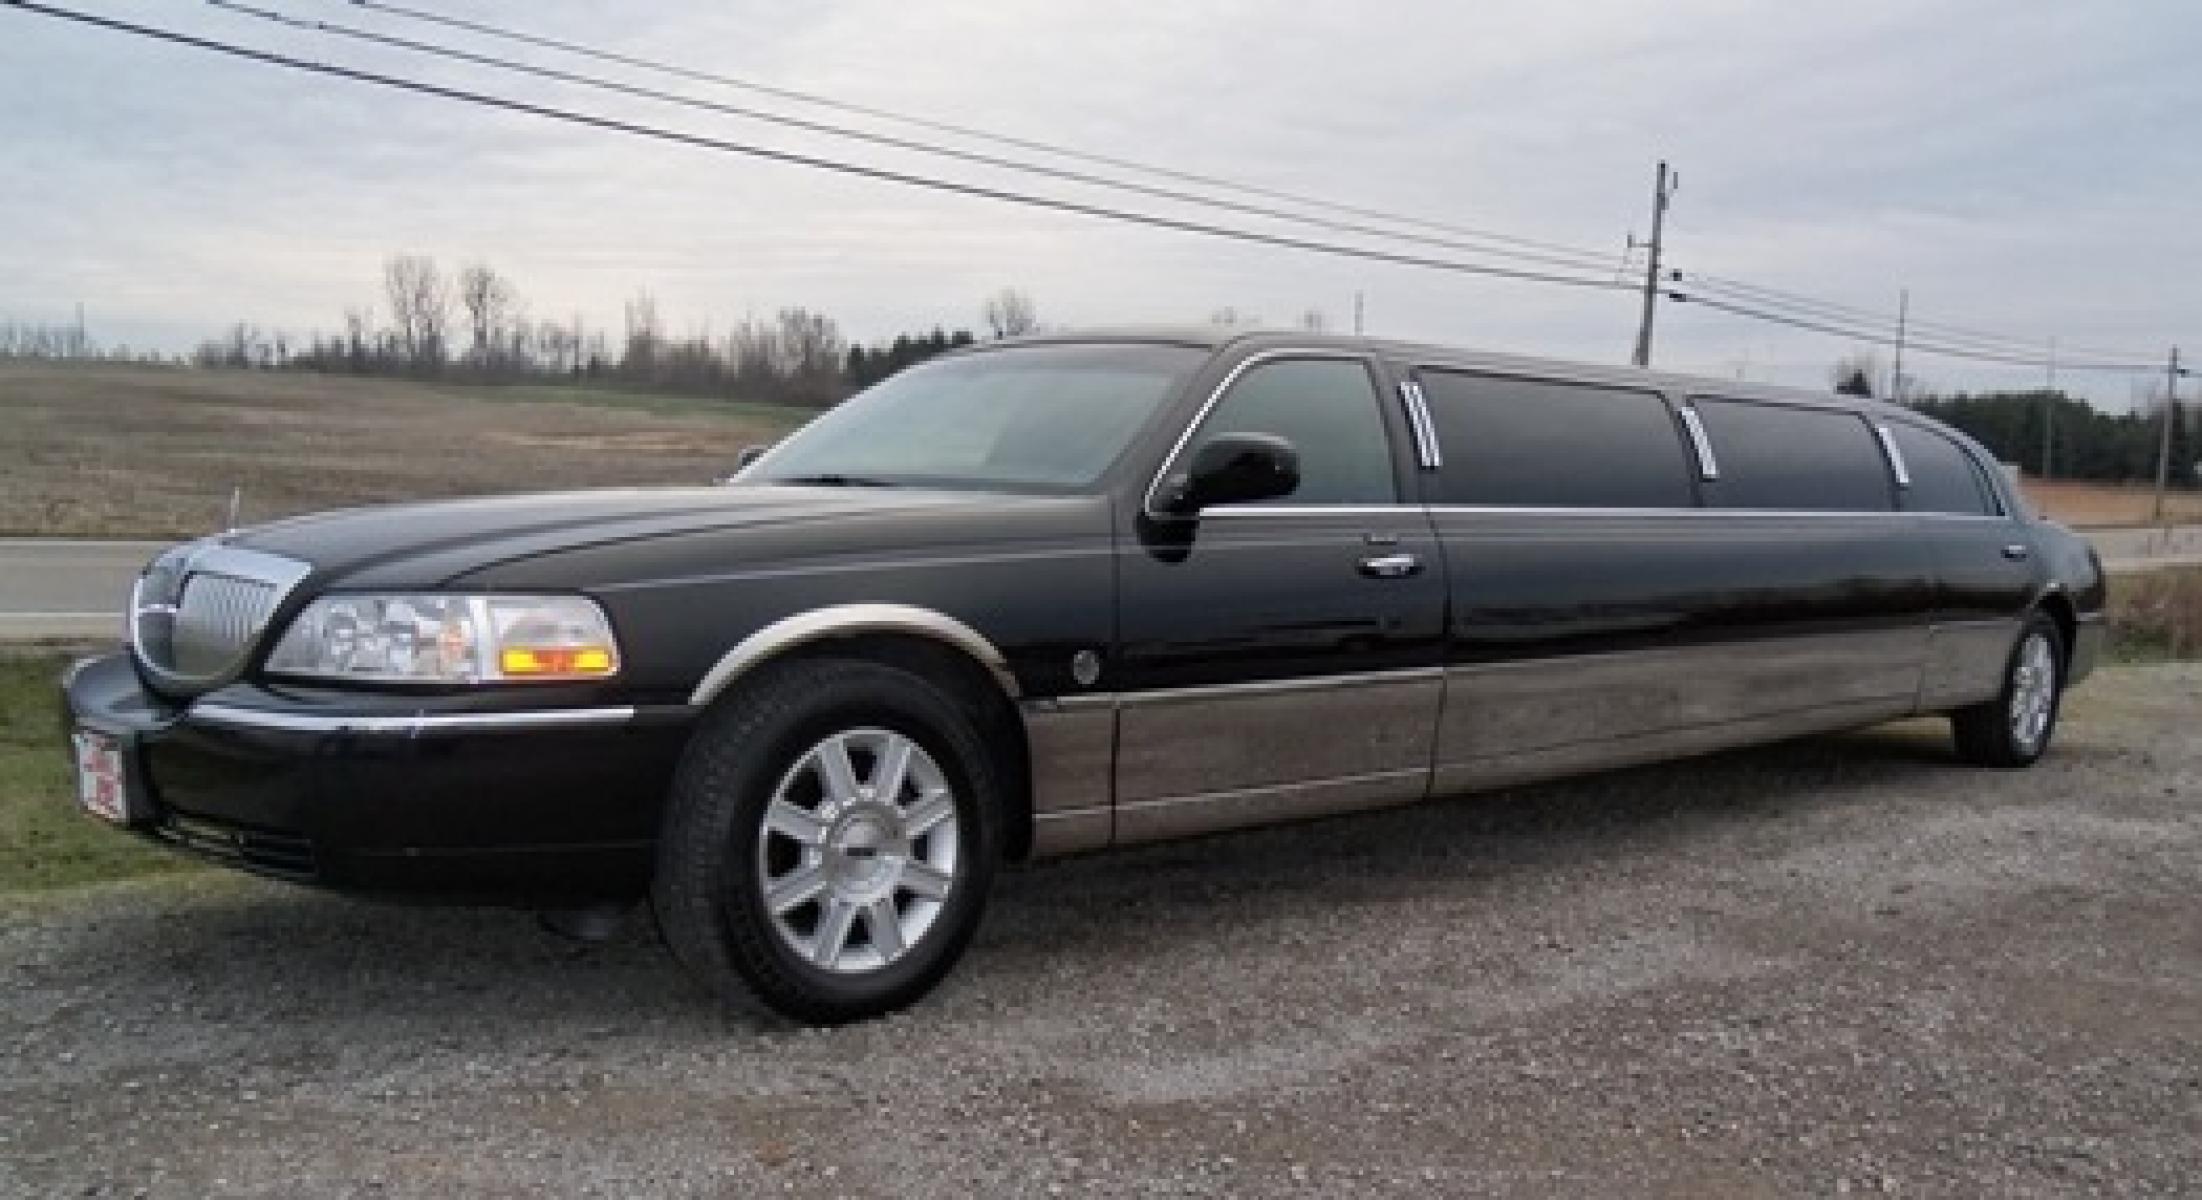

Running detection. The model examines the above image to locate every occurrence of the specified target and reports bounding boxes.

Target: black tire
[651,657,1000,1024]
[1950,611,2065,768]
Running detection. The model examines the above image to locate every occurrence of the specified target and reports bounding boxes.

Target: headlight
[265,594,621,684]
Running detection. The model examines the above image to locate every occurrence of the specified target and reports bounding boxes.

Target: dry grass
[2017,477,2202,528]
[0,363,810,539]
[2108,566,2202,661]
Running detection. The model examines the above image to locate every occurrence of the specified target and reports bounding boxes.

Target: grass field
[0,363,811,539]
[2017,477,2202,528]
[1,649,193,891]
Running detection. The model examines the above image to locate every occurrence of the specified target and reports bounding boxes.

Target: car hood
[227,485,1055,590]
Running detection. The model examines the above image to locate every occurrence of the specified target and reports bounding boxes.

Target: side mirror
[1155,432,1299,516]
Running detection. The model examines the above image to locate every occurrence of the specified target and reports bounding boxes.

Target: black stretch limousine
[64,329,2106,1021]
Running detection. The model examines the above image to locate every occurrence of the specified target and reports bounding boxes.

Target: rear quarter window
[1693,397,1894,512]
[1889,422,1999,516]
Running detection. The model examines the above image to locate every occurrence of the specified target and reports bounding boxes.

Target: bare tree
[982,288,1039,339]
[622,291,662,379]
[457,262,517,371]
[383,254,451,372]
[1298,308,1329,332]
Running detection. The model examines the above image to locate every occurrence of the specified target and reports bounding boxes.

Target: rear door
[1882,419,2037,708]
[1683,395,1936,716]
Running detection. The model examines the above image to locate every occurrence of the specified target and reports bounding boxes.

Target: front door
[1112,353,1447,844]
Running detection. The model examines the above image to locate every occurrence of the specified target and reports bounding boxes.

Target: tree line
[179,255,1044,408]
[3,257,2191,485]
[1832,351,2195,486]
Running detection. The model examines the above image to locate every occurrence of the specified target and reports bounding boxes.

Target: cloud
[1,0,2194,404]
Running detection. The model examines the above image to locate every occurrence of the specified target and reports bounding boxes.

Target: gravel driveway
[6,665,2199,1198]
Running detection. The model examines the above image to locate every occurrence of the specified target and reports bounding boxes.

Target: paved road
[5,665,2198,1196]
[1,527,2199,642]
[0,539,162,641]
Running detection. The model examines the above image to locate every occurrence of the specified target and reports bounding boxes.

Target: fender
[686,603,1022,708]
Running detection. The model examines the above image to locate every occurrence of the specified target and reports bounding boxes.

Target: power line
[1680,270,2159,364]
[342,0,1629,270]
[8,2,1639,296]
[1671,291,2172,373]
[201,0,1626,275]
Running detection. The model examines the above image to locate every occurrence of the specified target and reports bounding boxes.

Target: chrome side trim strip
[689,603,1020,706]
[1113,665,1442,707]
[1202,505,1421,518]
[188,703,637,735]
[1141,348,1379,522]
[1677,405,1719,481]
[1433,627,1928,769]
[1194,504,2014,522]
[1421,504,2004,521]
[1873,423,1912,488]
[1397,379,1442,469]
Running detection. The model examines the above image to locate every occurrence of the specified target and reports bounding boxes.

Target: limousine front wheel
[1951,613,2065,768]
[652,658,1000,1024]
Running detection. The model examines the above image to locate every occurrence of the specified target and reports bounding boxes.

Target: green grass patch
[0,651,198,892]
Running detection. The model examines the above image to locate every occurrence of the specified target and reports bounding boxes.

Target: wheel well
[770,633,1034,862]
[2038,591,2077,672]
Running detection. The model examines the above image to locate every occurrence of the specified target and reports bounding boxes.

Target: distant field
[0,363,811,539]
[2018,477,2202,528]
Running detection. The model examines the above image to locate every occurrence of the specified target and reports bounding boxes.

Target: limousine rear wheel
[652,657,1000,1024]
[1951,612,2065,768]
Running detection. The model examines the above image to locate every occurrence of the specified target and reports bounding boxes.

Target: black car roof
[980,326,1921,424]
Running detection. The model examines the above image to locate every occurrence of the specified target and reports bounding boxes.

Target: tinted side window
[1693,398,1893,511]
[1184,358,1397,505]
[1417,371,1695,508]
[1889,423,1996,516]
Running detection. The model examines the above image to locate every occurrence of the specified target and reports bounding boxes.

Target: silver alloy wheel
[755,727,959,974]
[2007,632,2057,753]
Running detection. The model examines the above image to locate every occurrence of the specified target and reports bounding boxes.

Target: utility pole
[2154,346,2181,525]
[1630,160,1675,367]
[1888,289,1910,403]
[1353,291,1365,336]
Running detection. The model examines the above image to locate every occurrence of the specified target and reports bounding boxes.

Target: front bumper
[60,653,693,903]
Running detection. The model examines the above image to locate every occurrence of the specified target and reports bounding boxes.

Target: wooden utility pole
[2154,346,2181,524]
[1630,161,1674,367]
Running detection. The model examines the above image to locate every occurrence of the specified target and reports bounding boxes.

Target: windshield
[747,343,1207,492]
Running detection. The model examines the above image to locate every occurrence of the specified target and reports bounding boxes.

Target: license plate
[72,730,132,824]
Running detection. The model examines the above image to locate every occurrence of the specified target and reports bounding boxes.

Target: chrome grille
[131,542,312,695]
[172,574,281,675]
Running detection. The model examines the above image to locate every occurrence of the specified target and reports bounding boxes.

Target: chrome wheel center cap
[823,804,906,900]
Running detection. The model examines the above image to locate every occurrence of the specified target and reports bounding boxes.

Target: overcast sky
[3,0,2197,405]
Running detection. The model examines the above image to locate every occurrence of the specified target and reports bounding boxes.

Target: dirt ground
[3,664,2198,1198]
[0,364,805,539]
[2018,477,2202,528]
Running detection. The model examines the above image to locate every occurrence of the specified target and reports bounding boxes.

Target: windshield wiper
[771,473,901,488]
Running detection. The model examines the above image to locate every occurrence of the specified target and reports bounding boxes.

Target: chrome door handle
[2002,543,2031,561]
[1358,553,1423,579]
